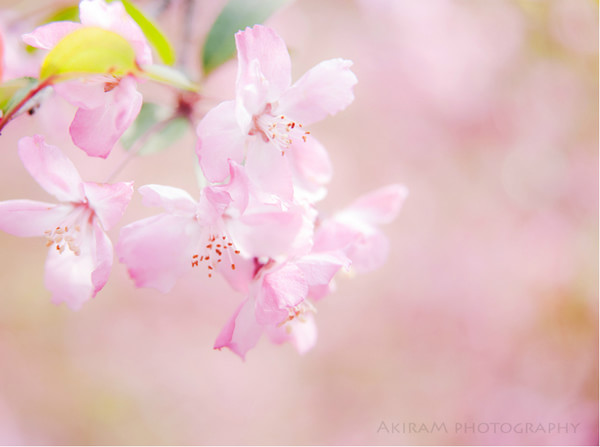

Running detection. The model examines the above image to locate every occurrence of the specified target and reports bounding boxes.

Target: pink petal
[228,206,305,259]
[195,100,246,183]
[343,184,409,225]
[295,251,349,288]
[265,313,318,354]
[44,224,96,310]
[117,214,199,293]
[244,138,293,202]
[0,200,72,237]
[22,21,82,50]
[79,0,152,65]
[278,58,357,125]
[138,184,197,216]
[69,76,142,158]
[18,135,84,203]
[83,181,133,230]
[313,219,359,253]
[346,230,390,273]
[256,263,308,325]
[90,221,113,295]
[235,25,291,105]
[197,187,231,225]
[54,80,107,109]
[216,255,256,295]
[289,134,332,200]
[214,298,264,360]
[211,161,250,215]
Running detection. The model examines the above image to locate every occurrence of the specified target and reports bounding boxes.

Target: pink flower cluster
[0,0,407,358]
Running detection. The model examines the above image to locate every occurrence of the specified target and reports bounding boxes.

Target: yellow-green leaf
[119,0,176,66]
[40,27,137,81]
[0,77,39,114]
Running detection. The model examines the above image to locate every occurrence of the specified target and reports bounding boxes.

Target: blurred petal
[54,80,106,109]
[214,298,263,360]
[90,221,113,295]
[83,181,133,230]
[0,200,71,237]
[117,214,199,293]
[266,313,318,354]
[70,76,142,158]
[79,0,152,65]
[17,135,84,202]
[196,100,246,183]
[295,251,349,288]
[235,25,291,104]
[346,229,390,273]
[44,226,96,310]
[256,263,308,325]
[342,184,409,225]
[22,21,82,50]
[289,135,332,199]
[245,138,293,202]
[138,184,197,216]
[279,58,357,125]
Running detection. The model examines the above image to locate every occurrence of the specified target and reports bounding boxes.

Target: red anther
[208,265,213,270]
[206,244,212,249]
[227,242,233,246]
[216,249,222,256]
[302,136,307,142]
[231,264,236,270]
[192,261,199,267]
[192,254,199,259]
[234,250,240,254]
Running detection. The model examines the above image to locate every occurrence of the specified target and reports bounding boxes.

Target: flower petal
[265,313,318,354]
[214,298,264,360]
[342,184,409,225]
[235,25,291,105]
[117,213,199,293]
[278,58,357,125]
[138,184,197,216]
[22,21,82,50]
[44,224,96,310]
[345,229,390,273]
[83,181,133,230]
[0,200,72,237]
[289,135,332,201]
[195,100,246,183]
[90,221,113,295]
[54,79,107,109]
[79,0,152,65]
[256,263,308,325]
[244,138,293,202]
[69,76,142,158]
[18,135,84,203]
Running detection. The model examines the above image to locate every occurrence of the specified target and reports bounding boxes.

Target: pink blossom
[196,25,357,200]
[0,136,133,309]
[22,0,150,158]
[214,250,349,359]
[314,184,408,273]
[117,162,314,293]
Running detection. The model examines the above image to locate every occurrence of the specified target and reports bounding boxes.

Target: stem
[104,115,178,183]
[0,78,52,134]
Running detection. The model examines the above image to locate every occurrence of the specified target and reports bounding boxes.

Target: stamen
[191,232,241,278]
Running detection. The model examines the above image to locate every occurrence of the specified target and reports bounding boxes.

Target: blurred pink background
[0,0,598,444]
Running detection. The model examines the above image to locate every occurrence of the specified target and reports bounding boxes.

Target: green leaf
[0,77,39,115]
[141,64,199,91]
[118,0,176,66]
[40,27,137,81]
[202,0,290,75]
[121,102,188,155]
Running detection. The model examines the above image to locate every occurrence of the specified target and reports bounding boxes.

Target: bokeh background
[0,0,598,444]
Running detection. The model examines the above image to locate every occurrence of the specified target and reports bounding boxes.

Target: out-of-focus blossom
[214,249,349,359]
[196,25,357,201]
[0,135,133,309]
[22,0,150,158]
[314,184,408,273]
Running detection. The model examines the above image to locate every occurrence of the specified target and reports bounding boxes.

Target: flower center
[252,112,311,155]
[191,233,240,278]
[278,300,317,330]
[44,206,92,256]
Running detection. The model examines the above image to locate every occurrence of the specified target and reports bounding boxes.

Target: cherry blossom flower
[214,250,349,359]
[22,0,150,158]
[196,25,357,201]
[117,162,314,293]
[0,135,133,309]
[314,184,409,273]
